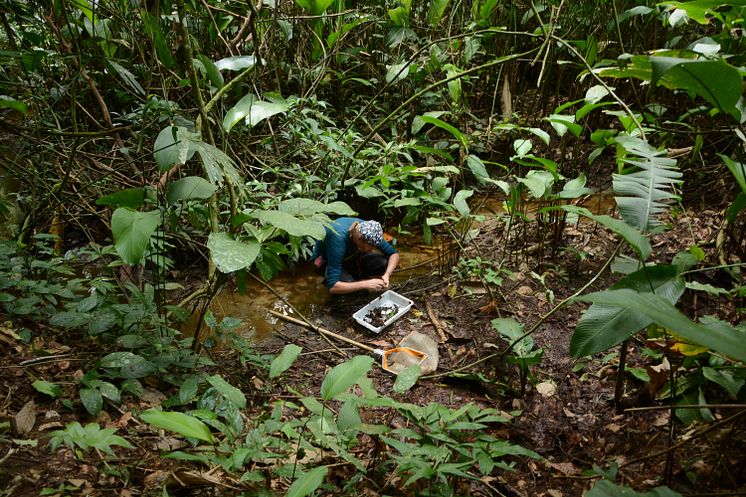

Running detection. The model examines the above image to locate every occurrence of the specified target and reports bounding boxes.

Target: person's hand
[362,278,386,292]
[381,273,390,288]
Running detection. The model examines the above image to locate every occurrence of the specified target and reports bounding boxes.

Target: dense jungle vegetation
[1,1,746,496]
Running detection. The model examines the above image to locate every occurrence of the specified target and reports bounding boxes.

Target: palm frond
[612,135,683,233]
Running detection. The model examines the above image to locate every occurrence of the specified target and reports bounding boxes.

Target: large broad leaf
[207,232,260,273]
[296,0,335,15]
[393,364,421,393]
[215,55,257,71]
[224,94,289,131]
[320,356,374,401]
[206,374,246,408]
[560,205,652,260]
[100,352,156,378]
[223,93,257,132]
[576,289,746,363]
[269,344,302,379]
[195,54,224,89]
[278,198,355,217]
[166,176,217,204]
[153,126,196,171]
[492,317,534,357]
[613,135,683,232]
[97,187,153,209]
[111,208,161,265]
[286,466,328,497]
[453,189,473,217]
[558,174,593,199]
[570,265,685,357]
[517,170,555,199]
[140,409,214,443]
[250,210,326,239]
[650,57,742,120]
[189,140,244,190]
[427,0,451,26]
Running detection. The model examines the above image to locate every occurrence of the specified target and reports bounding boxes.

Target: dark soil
[1,206,745,496]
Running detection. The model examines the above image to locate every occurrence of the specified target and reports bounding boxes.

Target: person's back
[312,218,399,295]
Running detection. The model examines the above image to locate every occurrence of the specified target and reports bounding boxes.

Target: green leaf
[189,139,244,192]
[111,208,162,265]
[492,317,535,358]
[196,54,224,89]
[547,114,581,137]
[246,99,289,127]
[286,466,328,497]
[140,409,214,443]
[269,344,303,379]
[100,352,157,378]
[650,57,742,119]
[418,116,468,149]
[702,367,744,399]
[108,60,145,96]
[223,93,257,132]
[614,135,683,232]
[250,210,326,239]
[80,387,103,416]
[452,189,473,217]
[207,232,260,273]
[560,205,652,260]
[385,61,411,83]
[96,187,151,209]
[570,265,685,357]
[517,170,554,199]
[720,154,746,194]
[337,399,362,431]
[166,176,217,204]
[320,356,374,401]
[427,0,451,26]
[0,95,28,114]
[32,380,61,398]
[393,364,421,393]
[215,55,258,71]
[141,12,174,68]
[278,198,355,217]
[207,374,246,408]
[513,138,532,157]
[576,289,746,363]
[50,311,90,329]
[153,126,195,171]
[558,174,593,199]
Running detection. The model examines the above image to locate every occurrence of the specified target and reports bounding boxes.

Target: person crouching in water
[312,218,399,295]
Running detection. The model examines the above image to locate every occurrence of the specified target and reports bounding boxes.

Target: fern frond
[613,135,683,233]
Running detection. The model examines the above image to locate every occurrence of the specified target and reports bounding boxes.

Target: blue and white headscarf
[359,220,384,246]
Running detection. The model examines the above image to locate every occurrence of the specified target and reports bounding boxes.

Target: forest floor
[1,201,745,497]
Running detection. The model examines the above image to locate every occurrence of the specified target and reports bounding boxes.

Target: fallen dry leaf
[536,381,556,397]
[13,400,36,435]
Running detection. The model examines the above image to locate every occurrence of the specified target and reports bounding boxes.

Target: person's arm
[380,252,399,288]
[329,278,386,295]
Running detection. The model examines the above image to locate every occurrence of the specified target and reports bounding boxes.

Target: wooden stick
[269,310,376,353]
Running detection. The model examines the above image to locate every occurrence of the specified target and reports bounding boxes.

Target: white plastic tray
[353,290,413,333]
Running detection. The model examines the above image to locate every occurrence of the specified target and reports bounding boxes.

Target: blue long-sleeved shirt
[312,217,397,289]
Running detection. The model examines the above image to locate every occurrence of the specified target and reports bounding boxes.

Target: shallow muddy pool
[206,235,440,341]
